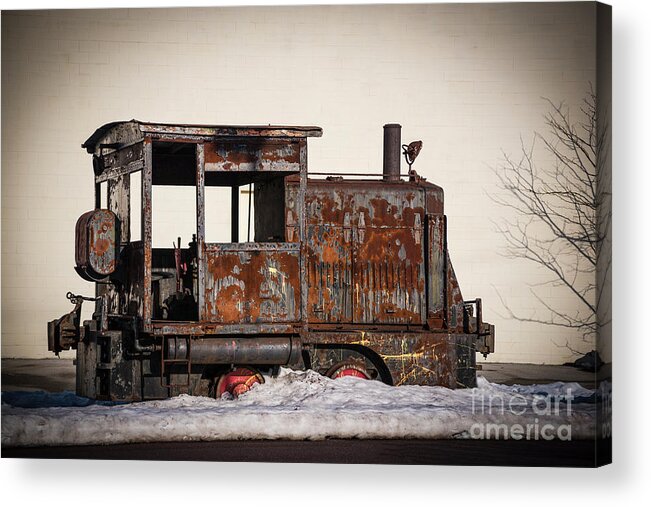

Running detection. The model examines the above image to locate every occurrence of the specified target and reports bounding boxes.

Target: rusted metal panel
[308,331,458,388]
[204,139,302,172]
[291,179,426,325]
[94,330,143,402]
[108,174,130,244]
[95,142,144,183]
[425,185,444,214]
[95,159,144,184]
[299,179,429,227]
[101,142,143,171]
[353,226,424,325]
[301,184,354,323]
[75,209,120,279]
[98,281,119,317]
[75,328,98,399]
[306,225,352,323]
[352,188,425,228]
[203,244,300,324]
[124,243,145,317]
[427,214,446,327]
[303,183,355,226]
[373,334,456,388]
[447,255,466,333]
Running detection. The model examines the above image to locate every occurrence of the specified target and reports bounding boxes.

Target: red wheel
[216,367,264,398]
[325,362,371,380]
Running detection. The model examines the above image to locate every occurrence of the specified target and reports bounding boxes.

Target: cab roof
[82,120,323,153]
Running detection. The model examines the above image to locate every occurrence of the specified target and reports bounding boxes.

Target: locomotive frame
[48,120,494,401]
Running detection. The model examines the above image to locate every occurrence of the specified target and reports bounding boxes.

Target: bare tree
[491,88,610,352]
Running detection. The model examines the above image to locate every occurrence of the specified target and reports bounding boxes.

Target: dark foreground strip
[2,438,611,467]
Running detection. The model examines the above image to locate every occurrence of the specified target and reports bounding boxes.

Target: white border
[1,0,650,504]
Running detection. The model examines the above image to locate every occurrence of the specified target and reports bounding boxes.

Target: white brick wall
[1,3,598,363]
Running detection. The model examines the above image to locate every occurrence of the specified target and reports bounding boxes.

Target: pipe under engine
[383,123,402,181]
[166,336,302,366]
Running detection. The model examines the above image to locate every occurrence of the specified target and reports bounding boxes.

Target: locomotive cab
[145,137,306,328]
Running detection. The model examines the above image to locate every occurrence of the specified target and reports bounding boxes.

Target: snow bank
[1,369,605,447]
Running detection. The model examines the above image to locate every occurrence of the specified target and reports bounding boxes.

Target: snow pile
[1,369,605,447]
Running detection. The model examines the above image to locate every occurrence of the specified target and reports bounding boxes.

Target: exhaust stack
[383,123,402,181]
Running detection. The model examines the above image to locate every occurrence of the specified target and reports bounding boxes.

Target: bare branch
[490,88,610,352]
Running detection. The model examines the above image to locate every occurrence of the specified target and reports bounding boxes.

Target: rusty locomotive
[48,121,494,401]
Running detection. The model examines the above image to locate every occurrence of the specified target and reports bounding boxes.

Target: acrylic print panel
[1,1,611,467]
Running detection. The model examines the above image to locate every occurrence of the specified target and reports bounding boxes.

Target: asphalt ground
[2,437,611,467]
[1,359,611,466]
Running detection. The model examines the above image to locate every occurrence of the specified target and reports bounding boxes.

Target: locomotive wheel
[216,367,264,398]
[325,361,371,380]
